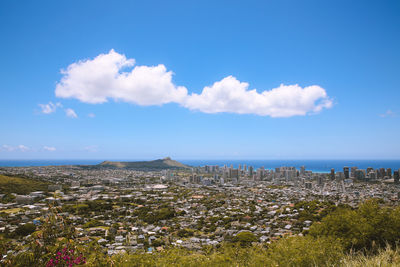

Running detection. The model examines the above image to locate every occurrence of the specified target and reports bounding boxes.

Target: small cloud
[1,145,30,152]
[38,102,62,114]
[380,110,395,118]
[65,108,78,118]
[1,145,15,152]
[83,145,98,152]
[88,113,96,118]
[18,145,30,152]
[43,146,56,151]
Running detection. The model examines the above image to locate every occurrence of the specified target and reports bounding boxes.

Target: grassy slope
[0,174,50,195]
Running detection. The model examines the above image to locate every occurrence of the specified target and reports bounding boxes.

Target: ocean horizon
[0,159,400,173]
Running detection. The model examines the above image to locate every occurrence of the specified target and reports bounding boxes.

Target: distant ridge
[98,157,190,170]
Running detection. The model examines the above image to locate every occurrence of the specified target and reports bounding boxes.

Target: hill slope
[98,157,190,170]
[0,175,51,194]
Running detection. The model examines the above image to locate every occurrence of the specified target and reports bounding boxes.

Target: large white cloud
[56,49,188,105]
[183,76,333,117]
[55,50,333,117]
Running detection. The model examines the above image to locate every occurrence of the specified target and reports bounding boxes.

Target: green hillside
[0,174,50,195]
[98,157,190,170]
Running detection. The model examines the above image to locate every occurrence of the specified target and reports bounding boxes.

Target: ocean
[0,159,400,173]
[181,160,400,173]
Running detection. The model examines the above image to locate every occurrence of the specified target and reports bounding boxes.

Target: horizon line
[1,158,400,161]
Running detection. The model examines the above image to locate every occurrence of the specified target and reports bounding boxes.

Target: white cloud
[55,50,333,117]
[55,49,187,105]
[183,76,333,117]
[88,113,96,118]
[1,145,15,152]
[38,102,62,114]
[65,108,78,118]
[83,145,98,152]
[43,146,56,151]
[380,110,395,118]
[1,145,30,152]
[17,145,29,152]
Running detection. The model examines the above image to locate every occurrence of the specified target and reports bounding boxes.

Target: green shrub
[309,199,400,251]
[232,232,257,247]
[15,223,36,236]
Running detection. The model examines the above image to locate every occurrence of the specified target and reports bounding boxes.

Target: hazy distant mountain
[98,157,190,170]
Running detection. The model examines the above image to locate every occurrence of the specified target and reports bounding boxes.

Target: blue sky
[0,0,399,160]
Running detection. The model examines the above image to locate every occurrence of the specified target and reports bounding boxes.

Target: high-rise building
[355,169,365,180]
[369,171,376,180]
[300,166,305,176]
[379,168,386,178]
[190,173,197,183]
[343,167,350,179]
[330,168,335,180]
[394,170,399,184]
[249,166,254,176]
[387,168,392,177]
[275,167,281,178]
[205,165,210,173]
[230,169,239,179]
[336,171,344,180]
[350,167,358,178]
[317,176,324,186]
[257,167,265,180]
[213,174,219,182]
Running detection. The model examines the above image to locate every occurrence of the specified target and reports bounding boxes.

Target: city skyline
[1,0,400,159]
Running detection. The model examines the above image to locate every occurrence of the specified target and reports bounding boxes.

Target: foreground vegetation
[112,244,400,267]
[2,199,400,266]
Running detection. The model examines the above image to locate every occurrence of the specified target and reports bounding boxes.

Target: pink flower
[46,259,55,267]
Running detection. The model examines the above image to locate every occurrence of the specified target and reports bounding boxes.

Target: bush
[232,232,257,247]
[177,228,194,238]
[15,223,36,236]
[309,199,400,251]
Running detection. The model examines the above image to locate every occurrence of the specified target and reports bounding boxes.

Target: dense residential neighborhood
[0,161,399,260]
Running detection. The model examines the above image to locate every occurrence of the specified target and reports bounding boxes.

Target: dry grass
[342,246,400,267]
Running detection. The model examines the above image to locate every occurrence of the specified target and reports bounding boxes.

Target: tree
[232,232,257,247]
